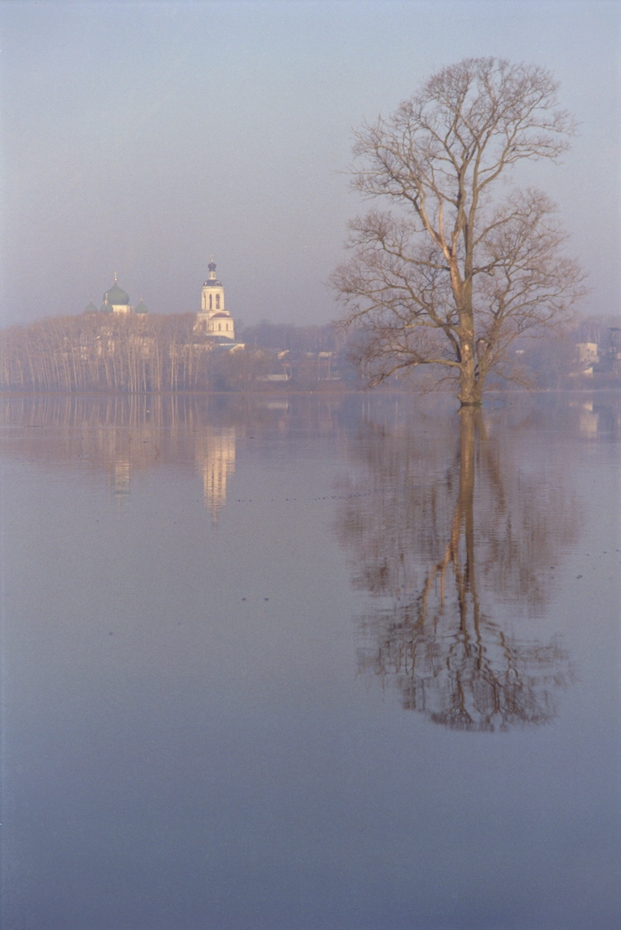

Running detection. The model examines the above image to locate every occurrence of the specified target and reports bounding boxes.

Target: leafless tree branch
[332,57,585,405]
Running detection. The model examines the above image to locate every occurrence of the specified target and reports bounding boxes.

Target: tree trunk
[457,317,483,407]
[458,363,483,406]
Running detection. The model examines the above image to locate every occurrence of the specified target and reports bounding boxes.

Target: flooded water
[1,391,620,930]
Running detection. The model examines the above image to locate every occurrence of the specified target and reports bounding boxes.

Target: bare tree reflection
[336,407,579,730]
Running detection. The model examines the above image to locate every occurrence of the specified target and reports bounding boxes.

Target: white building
[194,260,236,341]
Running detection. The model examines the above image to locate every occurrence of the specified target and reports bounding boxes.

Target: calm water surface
[1,392,620,930]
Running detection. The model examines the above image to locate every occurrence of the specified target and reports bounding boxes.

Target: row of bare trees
[0,313,282,392]
[0,313,192,392]
[0,312,355,393]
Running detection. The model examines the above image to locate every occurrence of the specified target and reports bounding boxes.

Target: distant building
[576,342,599,365]
[590,327,621,380]
[576,342,599,377]
[83,275,148,316]
[194,260,236,341]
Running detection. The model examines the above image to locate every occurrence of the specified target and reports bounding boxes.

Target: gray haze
[1,0,619,327]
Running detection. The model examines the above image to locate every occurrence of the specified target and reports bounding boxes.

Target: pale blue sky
[1,0,619,326]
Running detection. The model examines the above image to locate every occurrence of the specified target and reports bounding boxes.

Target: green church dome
[135,299,148,314]
[104,279,130,306]
[84,300,98,314]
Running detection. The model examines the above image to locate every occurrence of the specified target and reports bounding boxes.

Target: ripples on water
[2,391,620,929]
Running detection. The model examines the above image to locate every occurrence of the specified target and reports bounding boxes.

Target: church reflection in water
[0,394,239,519]
[194,427,237,523]
[335,407,580,731]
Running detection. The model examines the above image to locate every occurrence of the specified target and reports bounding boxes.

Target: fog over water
[1,391,620,929]
[1,0,619,326]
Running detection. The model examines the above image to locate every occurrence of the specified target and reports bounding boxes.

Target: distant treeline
[238,320,341,353]
[1,309,619,393]
[0,313,348,392]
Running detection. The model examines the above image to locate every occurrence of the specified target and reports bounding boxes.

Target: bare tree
[332,58,587,405]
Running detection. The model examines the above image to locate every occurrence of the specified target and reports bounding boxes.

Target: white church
[194,260,236,342]
[84,259,239,346]
[84,274,148,316]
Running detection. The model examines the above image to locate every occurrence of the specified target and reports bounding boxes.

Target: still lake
[1,391,620,930]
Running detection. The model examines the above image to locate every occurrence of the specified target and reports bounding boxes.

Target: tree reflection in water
[336,407,579,731]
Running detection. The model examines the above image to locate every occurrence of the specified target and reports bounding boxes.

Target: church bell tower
[195,259,235,340]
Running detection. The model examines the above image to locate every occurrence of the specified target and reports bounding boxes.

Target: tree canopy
[332,57,586,405]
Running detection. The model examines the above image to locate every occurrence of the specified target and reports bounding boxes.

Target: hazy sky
[1,0,619,327]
